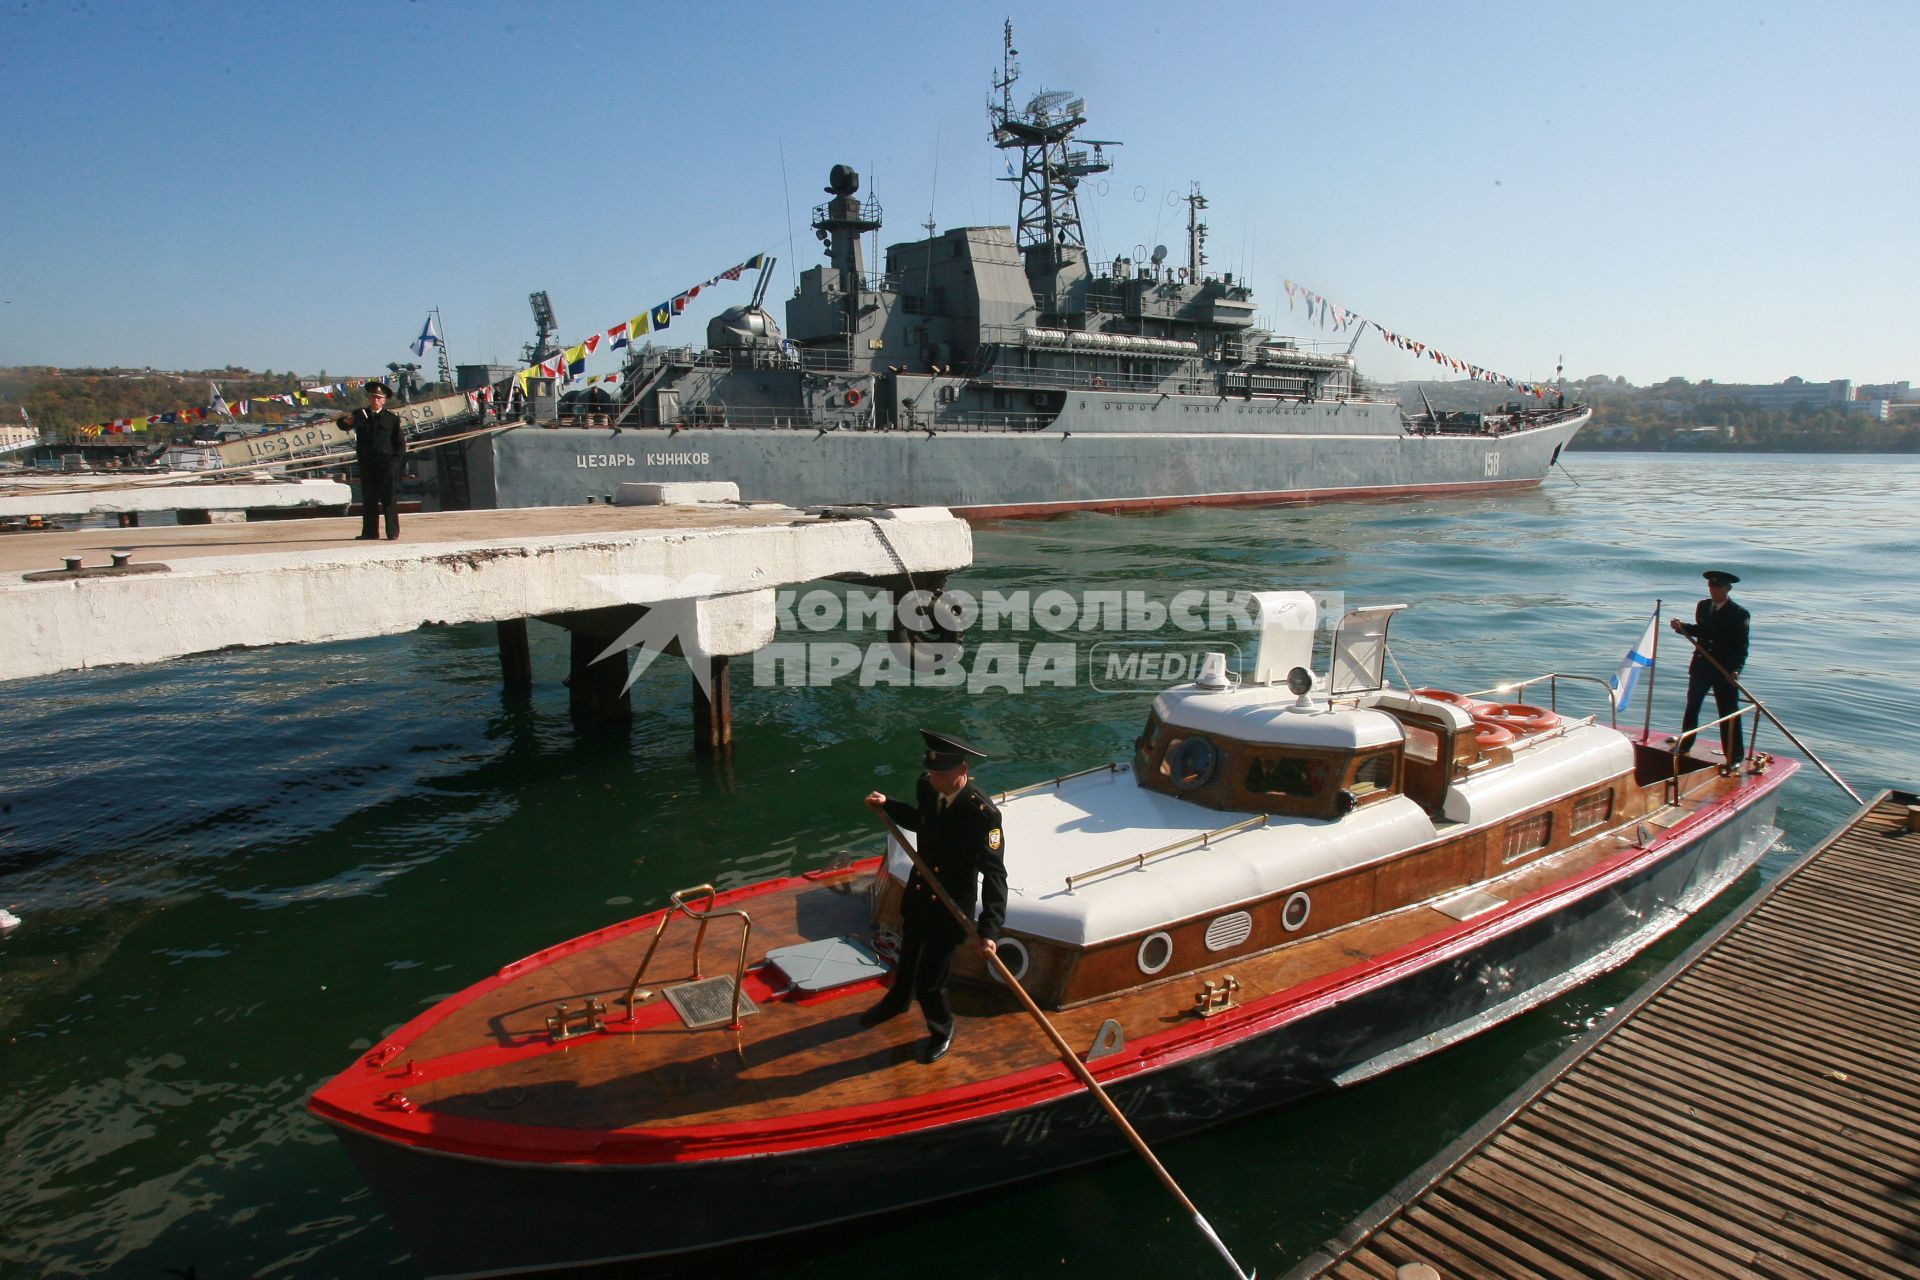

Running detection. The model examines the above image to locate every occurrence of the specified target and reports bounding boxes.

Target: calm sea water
[2,453,1915,1279]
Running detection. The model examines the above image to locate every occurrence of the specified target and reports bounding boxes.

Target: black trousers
[881,917,957,1038]
[359,456,400,538]
[1679,663,1743,764]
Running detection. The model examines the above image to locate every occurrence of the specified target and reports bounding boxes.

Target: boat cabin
[876,591,1654,1010]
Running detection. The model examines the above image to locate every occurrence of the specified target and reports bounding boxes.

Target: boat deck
[317,764,1773,1158]
[1291,788,1920,1280]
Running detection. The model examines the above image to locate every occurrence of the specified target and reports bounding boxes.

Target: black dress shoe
[353,534,378,541]
[857,999,908,1028]
[918,1029,953,1064]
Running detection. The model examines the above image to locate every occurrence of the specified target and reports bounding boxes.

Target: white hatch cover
[765,937,888,993]
[1328,604,1408,696]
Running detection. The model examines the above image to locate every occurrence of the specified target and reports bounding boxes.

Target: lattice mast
[1185,184,1209,282]
[431,308,454,389]
[522,291,560,366]
[989,20,1116,268]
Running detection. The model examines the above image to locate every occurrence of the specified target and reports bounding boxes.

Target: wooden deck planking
[1295,788,1920,1280]
[365,771,1761,1145]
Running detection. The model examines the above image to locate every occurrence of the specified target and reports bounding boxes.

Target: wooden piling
[692,655,731,754]
[567,628,631,725]
[496,618,532,694]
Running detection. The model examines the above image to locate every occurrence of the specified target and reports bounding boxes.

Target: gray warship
[452,28,1588,518]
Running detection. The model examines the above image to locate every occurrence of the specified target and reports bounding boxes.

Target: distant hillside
[0,366,331,434]
[1384,377,1920,452]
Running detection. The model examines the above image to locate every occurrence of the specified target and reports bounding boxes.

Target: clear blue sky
[2,0,1913,388]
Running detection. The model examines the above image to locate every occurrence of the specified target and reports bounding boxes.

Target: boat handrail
[1459,672,1619,728]
[620,883,754,1029]
[1063,813,1268,892]
[1458,714,1598,773]
[994,761,1125,804]
[1659,704,1764,804]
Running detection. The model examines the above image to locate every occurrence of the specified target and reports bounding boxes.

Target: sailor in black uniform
[861,730,1007,1064]
[338,381,405,540]
[1671,569,1751,769]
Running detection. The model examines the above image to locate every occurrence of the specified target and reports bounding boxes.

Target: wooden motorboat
[309,591,1795,1278]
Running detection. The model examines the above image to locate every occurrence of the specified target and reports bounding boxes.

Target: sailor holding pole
[860,730,1007,1064]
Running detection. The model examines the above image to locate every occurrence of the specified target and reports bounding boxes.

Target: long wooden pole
[873,809,1255,1280]
[1643,600,1661,741]
[1678,636,1862,804]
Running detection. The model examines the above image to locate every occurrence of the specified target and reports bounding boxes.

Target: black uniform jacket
[1678,598,1750,674]
[339,407,405,460]
[882,777,1007,946]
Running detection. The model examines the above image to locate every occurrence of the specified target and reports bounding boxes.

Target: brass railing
[620,884,754,1028]
[993,761,1125,804]
[1064,813,1268,891]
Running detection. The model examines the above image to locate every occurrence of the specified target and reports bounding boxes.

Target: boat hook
[1679,635,1861,804]
[873,811,1256,1280]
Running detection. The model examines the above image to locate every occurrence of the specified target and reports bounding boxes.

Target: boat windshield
[1244,753,1331,800]
[1135,723,1397,819]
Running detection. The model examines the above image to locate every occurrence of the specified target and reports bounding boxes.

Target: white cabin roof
[1442,722,1633,824]
[890,765,1436,946]
[1153,685,1405,752]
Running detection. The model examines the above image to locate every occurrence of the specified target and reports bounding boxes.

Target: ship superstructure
[452,25,1586,517]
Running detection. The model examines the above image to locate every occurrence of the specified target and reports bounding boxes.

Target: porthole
[1282,891,1312,932]
[1167,737,1218,791]
[989,936,1030,984]
[1203,911,1253,952]
[1137,931,1174,975]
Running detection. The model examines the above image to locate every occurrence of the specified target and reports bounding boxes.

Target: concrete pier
[0,504,972,719]
[0,474,351,521]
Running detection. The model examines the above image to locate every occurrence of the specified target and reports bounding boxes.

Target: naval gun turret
[707,249,785,353]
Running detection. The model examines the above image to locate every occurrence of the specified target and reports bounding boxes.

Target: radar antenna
[988,21,1116,265]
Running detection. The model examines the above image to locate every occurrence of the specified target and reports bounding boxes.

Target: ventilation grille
[663,976,759,1029]
[1204,911,1253,952]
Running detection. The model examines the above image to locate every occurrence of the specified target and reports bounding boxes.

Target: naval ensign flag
[1609,610,1659,712]
[410,312,442,357]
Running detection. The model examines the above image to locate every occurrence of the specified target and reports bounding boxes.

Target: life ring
[1472,720,1516,750]
[845,388,862,406]
[1475,702,1562,735]
[1411,687,1484,712]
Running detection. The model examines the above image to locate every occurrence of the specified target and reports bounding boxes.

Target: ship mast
[989,20,1115,272]
[1185,184,1209,283]
[522,291,560,366]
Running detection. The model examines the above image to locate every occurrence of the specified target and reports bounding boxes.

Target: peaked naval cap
[920,729,985,771]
